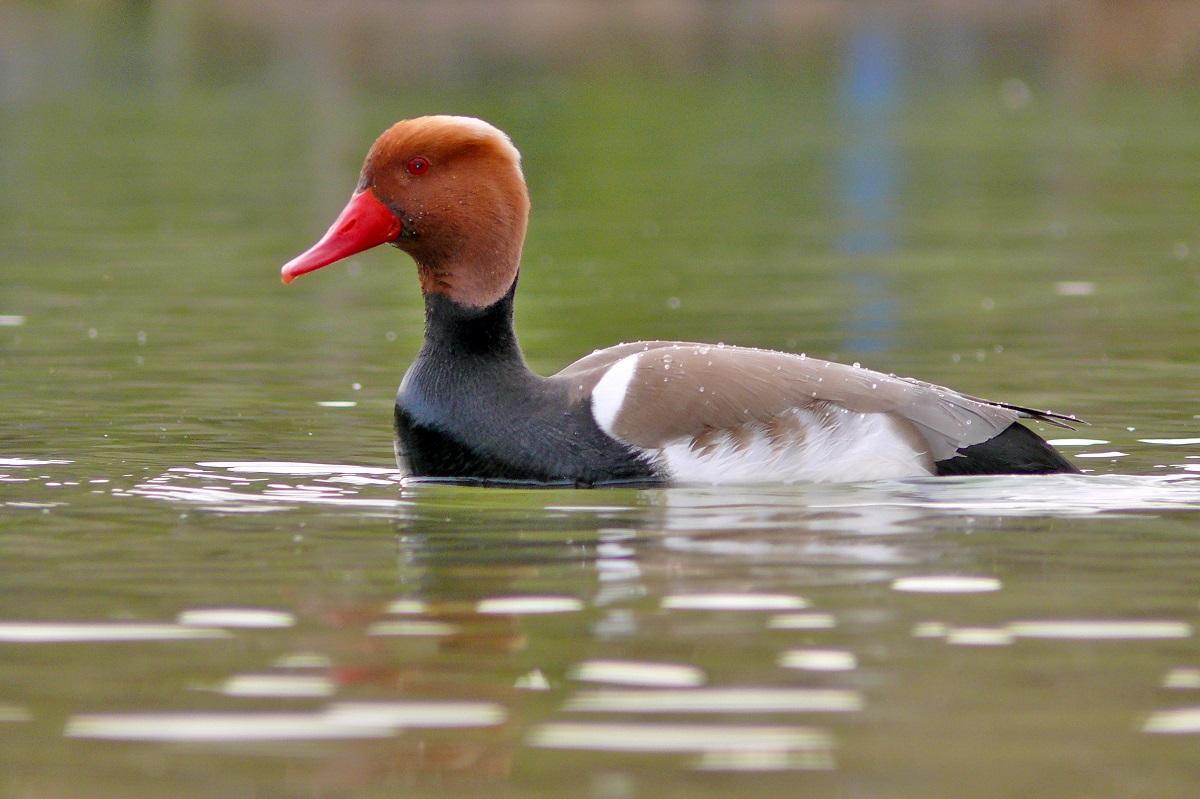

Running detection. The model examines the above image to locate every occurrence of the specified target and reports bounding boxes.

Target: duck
[281,115,1078,486]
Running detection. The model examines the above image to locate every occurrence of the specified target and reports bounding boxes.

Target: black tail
[935,422,1079,476]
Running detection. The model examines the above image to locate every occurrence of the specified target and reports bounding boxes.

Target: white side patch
[590,353,641,437]
[658,409,932,484]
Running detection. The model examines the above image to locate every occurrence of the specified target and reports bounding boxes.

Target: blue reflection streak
[836,20,901,353]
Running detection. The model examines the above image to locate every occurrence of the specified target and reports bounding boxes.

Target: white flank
[657,408,930,484]
[590,353,640,436]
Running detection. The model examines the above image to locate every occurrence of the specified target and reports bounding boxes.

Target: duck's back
[549,341,1077,483]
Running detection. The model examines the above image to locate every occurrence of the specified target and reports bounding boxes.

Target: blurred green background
[3,0,1198,473]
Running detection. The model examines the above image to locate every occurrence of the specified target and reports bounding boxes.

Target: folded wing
[554,341,1074,464]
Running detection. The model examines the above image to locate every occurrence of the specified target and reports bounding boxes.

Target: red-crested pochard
[281,115,1077,486]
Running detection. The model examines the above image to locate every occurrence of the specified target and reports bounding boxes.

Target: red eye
[406,156,430,176]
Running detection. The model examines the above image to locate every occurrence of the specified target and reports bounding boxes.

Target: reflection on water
[65,712,398,742]
[768,613,838,630]
[891,575,1003,593]
[778,649,858,672]
[661,593,809,611]
[914,620,1193,646]
[1142,708,1200,735]
[2,453,1196,793]
[943,627,1016,647]
[111,458,1200,520]
[569,660,706,687]
[0,467,1198,794]
[562,687,862,714]
[1006,620,1192,640]
[367,619,459,637]
[476,597,585,615]
[528,720,833,753]
[322,701,509,728]
[177,608,296,628]
[1163,668,1200,689]
[0,622,230,643]
[215,673,337,698]
[127,462,410,512]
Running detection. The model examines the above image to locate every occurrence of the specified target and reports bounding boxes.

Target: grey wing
[560,343,1073,462]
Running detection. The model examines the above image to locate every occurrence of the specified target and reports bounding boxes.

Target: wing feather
[552,341,1074,461]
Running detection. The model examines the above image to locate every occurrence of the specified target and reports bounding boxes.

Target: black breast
[394,289,657,487]
[394,377,657,487]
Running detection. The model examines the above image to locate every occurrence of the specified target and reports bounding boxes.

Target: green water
[4,9,1200,798]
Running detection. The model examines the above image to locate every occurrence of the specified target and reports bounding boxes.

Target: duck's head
[281,115,530,308]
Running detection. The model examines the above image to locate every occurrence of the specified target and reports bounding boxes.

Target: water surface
[3,7,1200,798]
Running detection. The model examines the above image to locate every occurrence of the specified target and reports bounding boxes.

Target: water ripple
[0,622,230,643]
[528,721,833,753]
[569,660,707,687]
[563,687,862,714]
[117,460,1200,522]
[130,461,409,512]
[177,608,295,628]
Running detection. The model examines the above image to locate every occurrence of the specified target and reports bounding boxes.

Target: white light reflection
[65,700,508,743]
[196,461,400,476]
[0,705,31,722]
[778,650,857,671]
[528,722,832,753]
[323,474,395,486]
[662,594,809,611]
[945,627,1014,647]
[544,505,636,513]
[217,674,336,698]
[0,622,230,643]
[914,620,1189,643]
[694,748,835,772]
[64,712,394,742]
[834,474,1200,517]
[132,462,410,512]
[1163,668,1200,689]
[1008,620,1192,640]
[273,653,332,669]
[1055,281,1095,296]
[515,669,551,690]
[641,475,1200,537]
[323,701,507,728]
[563,688,862,713]
[367,620,458,636]
[769,613,836,630]
[569,660,706,688]
[138,467,1200,520]
[133,482,405,511]
[1143,707,1200,734]
[177,609,294,628]
[476,596,583,614]
[891,576,1001,594]
[911,622,949,638]
[385,599,428,614]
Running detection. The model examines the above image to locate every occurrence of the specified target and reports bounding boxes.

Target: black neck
[398,274,659,486]
[419,278,526,369]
